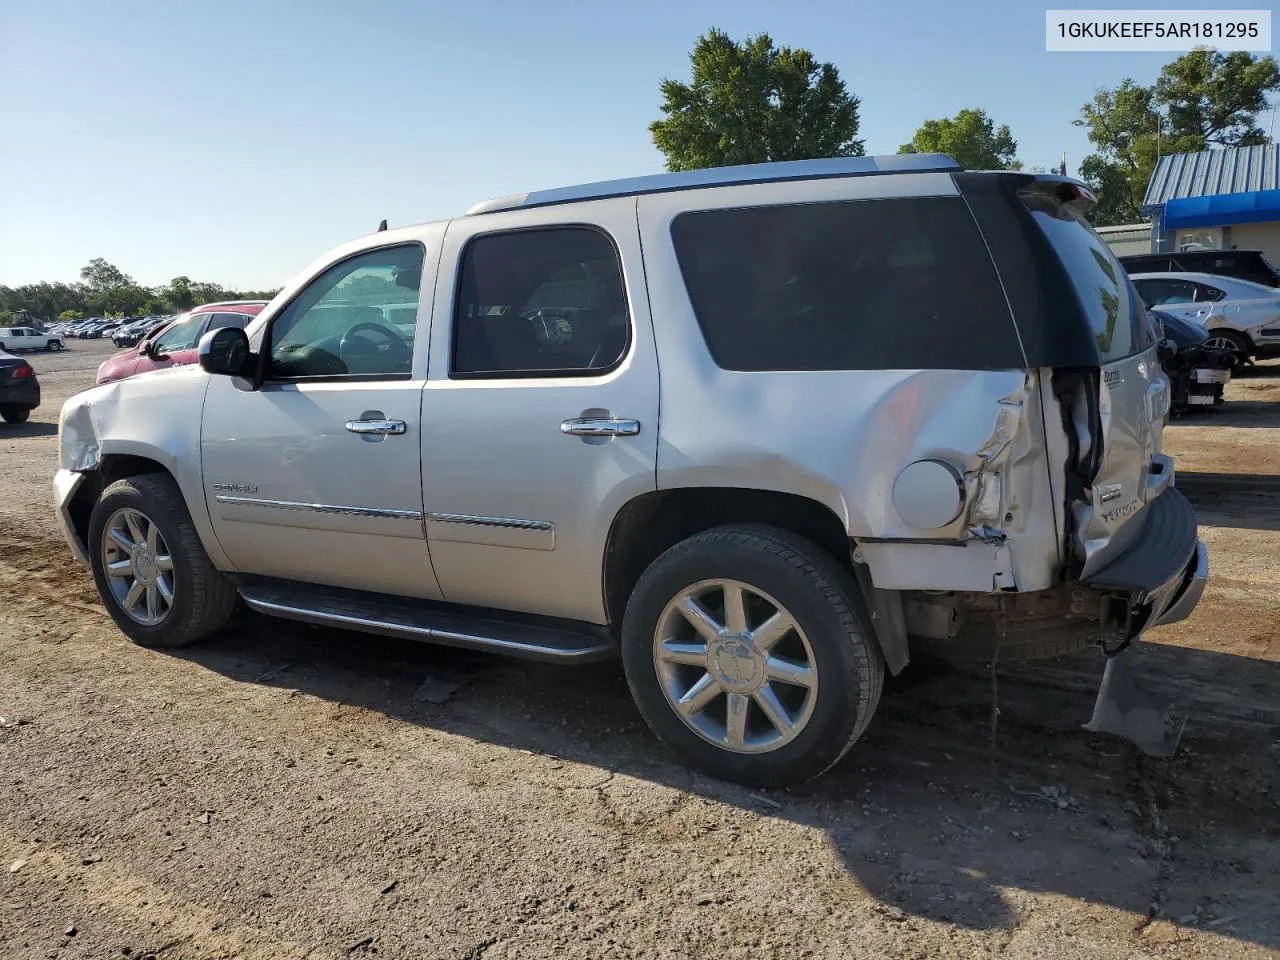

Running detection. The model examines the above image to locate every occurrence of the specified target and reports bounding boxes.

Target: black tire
[621,524,884,788]
[0,405,30,424]
[47,339,63,351]
[88,473,237,648]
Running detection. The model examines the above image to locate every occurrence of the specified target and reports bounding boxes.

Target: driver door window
[268,244,423,380]
[151,314,203,354]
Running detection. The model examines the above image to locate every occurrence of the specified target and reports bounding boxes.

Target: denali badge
[1103,369,1122,387]
[1098,483,1123,503]
[211,482,259,494]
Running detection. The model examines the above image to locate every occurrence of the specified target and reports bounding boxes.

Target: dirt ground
[2,339,1278,960]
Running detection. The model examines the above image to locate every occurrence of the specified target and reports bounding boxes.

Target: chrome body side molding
[213,495,422,521]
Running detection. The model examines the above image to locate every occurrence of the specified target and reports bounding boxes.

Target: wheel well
[602,488,852,627]
[67,455,171,551]
[1208,327,1253,348]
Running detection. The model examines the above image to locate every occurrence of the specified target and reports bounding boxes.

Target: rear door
[419,199,659,624]
[1021,190,1167,575]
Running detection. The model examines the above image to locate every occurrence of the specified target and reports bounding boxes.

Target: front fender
[56,367,234,571]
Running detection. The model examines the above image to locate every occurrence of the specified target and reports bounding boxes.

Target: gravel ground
[1,340,1278,959]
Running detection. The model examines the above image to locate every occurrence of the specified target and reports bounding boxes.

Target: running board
[237,578,616,663]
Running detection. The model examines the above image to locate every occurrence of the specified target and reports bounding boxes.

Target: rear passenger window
[1193,283,1225,302]
[452,228,630,377]
[669,198,1024,371]
[1139,278,1198,305]
[206,312,252,331]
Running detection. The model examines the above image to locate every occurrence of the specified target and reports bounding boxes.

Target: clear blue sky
[0,0,1247,290]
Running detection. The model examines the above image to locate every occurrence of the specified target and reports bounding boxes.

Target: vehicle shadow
[168,618,1280,948]
[1178,471,1280,532]
[1231,363,1280,380]
[0,420,58,438]
[1174,402,1280,428]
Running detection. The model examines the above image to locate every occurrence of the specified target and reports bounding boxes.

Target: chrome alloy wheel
[101,507,175,626]
[653,579,818,754]
[1204,335,1240,353]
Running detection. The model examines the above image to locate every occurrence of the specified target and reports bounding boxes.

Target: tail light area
[1,362,35,382]
[1052,367,1102,498]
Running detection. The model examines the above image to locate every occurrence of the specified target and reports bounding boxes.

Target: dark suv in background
[1120,249,1280,287]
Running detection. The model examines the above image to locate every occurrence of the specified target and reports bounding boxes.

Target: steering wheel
[338,321,413,373]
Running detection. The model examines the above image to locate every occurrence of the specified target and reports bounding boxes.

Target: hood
[1153,310,1208,348]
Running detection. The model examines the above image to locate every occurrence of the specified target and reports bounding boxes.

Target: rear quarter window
[669,197,1023,371]
[1020,187,1155,362]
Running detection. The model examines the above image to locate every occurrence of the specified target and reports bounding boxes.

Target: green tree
[1075,51,1279,225]
[164,276,195,312]
[650,28,863,172]
[79,258,133,294]
[58,309,84,322]
[0,309,12,324]
[190,281,227,305]
[1156,49,1280,146]
[898,108,1019,170]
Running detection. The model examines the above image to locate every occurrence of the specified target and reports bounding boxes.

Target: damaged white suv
[54,155,1207,786]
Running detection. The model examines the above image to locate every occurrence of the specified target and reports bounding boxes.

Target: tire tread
[622,523,884,786]
[91,474,237,647]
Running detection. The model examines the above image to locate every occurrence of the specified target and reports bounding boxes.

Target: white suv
[0,326,63,352]
[54,155,1207,786]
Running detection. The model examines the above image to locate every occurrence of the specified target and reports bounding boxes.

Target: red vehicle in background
[95,301,267,386]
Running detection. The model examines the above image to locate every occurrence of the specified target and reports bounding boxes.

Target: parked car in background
[111,316,170,347]
[95,301,267,385]
[0,326,63,352]
[56,157,1205,786]
[1129,271,1280,360]
[0,348,40,423]
[1152,310,1235,417]
[1121,249,1280,288]
[78,321,120,339]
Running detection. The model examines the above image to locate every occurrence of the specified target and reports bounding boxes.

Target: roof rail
[466,154,960,215]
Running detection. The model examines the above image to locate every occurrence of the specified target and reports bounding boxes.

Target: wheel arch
[66,451,234,573]
[601,487,909,673]
[1207,327,1255,351]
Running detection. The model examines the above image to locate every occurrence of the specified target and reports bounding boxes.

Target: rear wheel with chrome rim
[88,474,238,647]
[622,524,884,787]
[1204,329,1251,362]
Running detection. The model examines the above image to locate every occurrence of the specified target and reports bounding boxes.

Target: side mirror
[199,326,252,378]
[1158,338,1178,363]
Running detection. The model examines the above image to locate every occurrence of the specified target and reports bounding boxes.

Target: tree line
[0,258,280,325]
[650,29,1279,225]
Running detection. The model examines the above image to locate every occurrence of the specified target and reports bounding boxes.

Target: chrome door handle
[560,417,641,437]
[345,418,407,436]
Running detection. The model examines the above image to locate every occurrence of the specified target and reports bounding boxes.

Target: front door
[420,199,660,624]
[201,238,444,600]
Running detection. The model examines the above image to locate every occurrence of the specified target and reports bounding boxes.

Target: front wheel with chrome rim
[101,507,176,625]
[88,473,238,648]
[622,524,884,787]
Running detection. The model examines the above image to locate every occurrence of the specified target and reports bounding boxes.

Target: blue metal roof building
[1141,145,1280,260]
